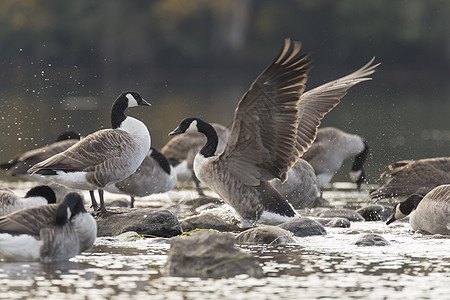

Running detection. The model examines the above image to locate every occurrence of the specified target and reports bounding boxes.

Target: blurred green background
[0,0,449,184]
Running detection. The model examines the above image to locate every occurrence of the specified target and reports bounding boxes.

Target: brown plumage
[370,157,450,200]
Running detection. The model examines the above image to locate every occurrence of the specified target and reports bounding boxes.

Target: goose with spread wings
[170,39,378,226]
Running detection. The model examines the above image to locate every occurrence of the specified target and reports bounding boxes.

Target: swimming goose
[386,184,450,235]
[0,192,97,262]
[28,92,151,213]
[105,147,177,208]
[301,127,369,193]
[0,185,56,216]
[370,157,450,201]
[161,123,230,195]
[0,131,81,182]
[270,158,319,208]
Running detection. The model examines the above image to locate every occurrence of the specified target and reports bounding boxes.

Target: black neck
[401,194,424,215]
[351,140,369,171]
[111,96,128,129]
[150,148,171,175]
[197,120,219,158]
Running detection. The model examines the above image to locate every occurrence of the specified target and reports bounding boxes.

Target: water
[0,180,449,299]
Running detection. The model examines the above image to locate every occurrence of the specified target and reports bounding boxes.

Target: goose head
[169,117,202,135]
[24,185,56,204]
[386,193,424,225]
[55,192,87,226]
[169,118,218,158]
[111,91,151,129]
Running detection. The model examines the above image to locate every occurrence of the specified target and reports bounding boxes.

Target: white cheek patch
[185,120,198,133]
[394,205,407,220]
[349,170,362,183]
[126,93,139,107]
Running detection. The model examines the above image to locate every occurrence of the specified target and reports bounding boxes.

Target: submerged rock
[236,226,294,245]
[180,215,242,232]
[354,234,390,246]
[279,217,327,236]
[165,231,263,278]
[316,209,365,221]
[356,205,392,221]
[95,208,182,237]
[315,217,351,228]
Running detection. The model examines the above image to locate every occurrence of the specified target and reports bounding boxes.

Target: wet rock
[180,215,242,232]
[279,217,327,236]
[315,217,351,228]
[316,209,365,221]
[165,231,263,278]
[356,205,392,221]
[96,208,182,237]
[181,196,223,209]
[236,226,294,245]
[354,234,390,246]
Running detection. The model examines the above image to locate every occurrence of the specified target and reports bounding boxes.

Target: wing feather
[296,57,380,157]
[220,39,311,186]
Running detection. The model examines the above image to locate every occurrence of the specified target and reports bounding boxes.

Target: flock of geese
[0,38,448,263]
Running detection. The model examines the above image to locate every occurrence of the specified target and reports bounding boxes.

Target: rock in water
[356,205,392,221]
[96,208,182,237]
[354,234,390,246]
[180,215,242,232]
[279,217,327,236]
[236,226,294,245]
[165,231,263,278]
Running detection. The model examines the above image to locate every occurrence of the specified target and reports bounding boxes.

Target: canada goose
[0,192,97,262]
[370,157,450,201]
[169,39,377,226]
[386,185,450,235]
[28,92,151,213]
[0,131,81,182]
[270,158,319,208]
[301,127,369,195]
[105,147,177,208]
[0,185,56,216]
[161,123,230,195]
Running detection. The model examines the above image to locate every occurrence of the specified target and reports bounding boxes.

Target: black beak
[386,212,396,225]
[169,127,183,136]
[139,98,151,106]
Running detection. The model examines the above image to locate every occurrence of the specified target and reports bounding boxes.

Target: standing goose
[0,185,56,216]
[170,39,377,225]
[28,92,151,213]
[0,131,81,182]
[270,158,319,208]
[301,127,369,194]
[105,147,177,208]
[170,40,378,225]
[0,192,97,262]
[161,123,230,195]
[370,157,450,201]
[386,184,450,235]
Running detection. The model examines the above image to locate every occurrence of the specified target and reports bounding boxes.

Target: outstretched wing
[296,57,379,157]
[219,39,311,185]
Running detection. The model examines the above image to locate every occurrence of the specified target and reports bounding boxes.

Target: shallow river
[0,180,449,299]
